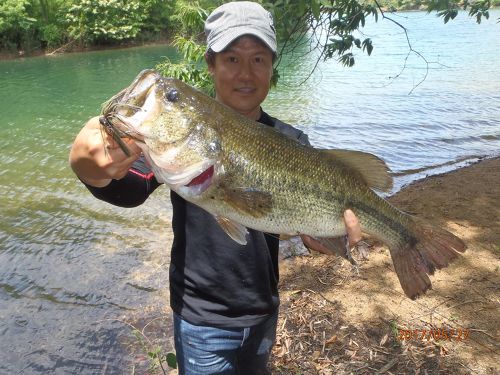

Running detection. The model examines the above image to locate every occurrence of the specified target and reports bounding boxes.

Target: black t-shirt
[85,110,309,328]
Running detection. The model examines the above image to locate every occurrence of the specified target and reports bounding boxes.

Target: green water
[0,46,178,374]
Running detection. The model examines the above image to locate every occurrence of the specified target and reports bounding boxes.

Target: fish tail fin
[389,219,466,299]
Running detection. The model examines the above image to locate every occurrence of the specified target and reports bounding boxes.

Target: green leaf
[166,352,177,369]
[311,0,321,20]
[297,0,306,15]
[339,53,355,67]
[367,43,373,56]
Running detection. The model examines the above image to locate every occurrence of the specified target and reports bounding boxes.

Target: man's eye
[228,56,238,63]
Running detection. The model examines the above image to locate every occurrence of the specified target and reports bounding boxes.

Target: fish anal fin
[304,236,357,264]
[223,187,273,218]
[215,216,248,245]
[322,149,393,192]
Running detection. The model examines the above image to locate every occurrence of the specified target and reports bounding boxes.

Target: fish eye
[166,89,179,102]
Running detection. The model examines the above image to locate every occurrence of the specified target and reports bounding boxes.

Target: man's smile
[234,87,256,94]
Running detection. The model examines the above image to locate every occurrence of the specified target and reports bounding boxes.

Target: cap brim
[209,26,276,54]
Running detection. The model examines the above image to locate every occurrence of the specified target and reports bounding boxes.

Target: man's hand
[69,116,142,187]
[300,209,362,256]
[343,209,362,247]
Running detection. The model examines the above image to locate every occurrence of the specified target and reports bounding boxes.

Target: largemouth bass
[100,69,466,299]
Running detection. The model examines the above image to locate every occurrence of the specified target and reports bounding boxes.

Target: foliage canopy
[0,0,172,52]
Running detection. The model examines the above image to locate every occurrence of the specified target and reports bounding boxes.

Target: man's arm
[69,116,161,207]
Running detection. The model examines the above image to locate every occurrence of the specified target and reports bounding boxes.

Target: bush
[40,23,64,48]
[65,0,171,45]
[0,0,37,50]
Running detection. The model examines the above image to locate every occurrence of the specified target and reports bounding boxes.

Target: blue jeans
[173,311,278,374]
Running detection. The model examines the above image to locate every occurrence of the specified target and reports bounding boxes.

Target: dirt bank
[273,157,499,374]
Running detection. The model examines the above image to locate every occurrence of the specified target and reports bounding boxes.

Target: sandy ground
[272,157,499,374]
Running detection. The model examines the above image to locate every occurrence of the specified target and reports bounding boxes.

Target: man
[69,2,361,374]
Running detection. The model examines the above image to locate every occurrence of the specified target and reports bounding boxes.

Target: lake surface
[0,10,499,374]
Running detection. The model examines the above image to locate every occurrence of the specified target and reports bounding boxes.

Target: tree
[0,0,37,50]
[65,0,172,45]
[35,0,71,49]
[0,0,72,52]
[65,0,148,44]
[156,1,220,95]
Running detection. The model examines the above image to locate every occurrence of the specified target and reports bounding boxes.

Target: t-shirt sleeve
[83,157,161,208]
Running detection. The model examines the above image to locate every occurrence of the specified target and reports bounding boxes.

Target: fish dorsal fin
[215,216,248,245]
[322,149,393,192]
[223,187,273,218]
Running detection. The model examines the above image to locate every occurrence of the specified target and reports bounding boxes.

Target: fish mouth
[186,165,214,187]
[176,165,215,197]
[100,69,161,146]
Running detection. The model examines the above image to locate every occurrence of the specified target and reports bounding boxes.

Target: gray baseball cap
[205,1,277,54]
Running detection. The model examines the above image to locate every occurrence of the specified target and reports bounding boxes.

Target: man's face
[207,36,274,120]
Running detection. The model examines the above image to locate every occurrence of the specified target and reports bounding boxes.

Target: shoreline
[0,38,172,61]
[391,154,499,196]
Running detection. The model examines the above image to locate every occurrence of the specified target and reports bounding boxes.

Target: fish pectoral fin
[321,149,393,192]
[215,216,249,245]
[223,188,273,218]
[305,236,357,265]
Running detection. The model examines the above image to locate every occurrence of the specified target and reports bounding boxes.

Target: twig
[96,318,168,375]
[142,314,169,334]
[459,362,481,374]
[373,0,430,94]
[468,328,497,341]
[46,36,81,56]
[376,357,399,374]
[305,288,337,305]
[445,300,483,310]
